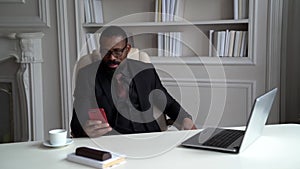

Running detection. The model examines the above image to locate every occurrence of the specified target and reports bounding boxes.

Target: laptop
[181,88,278,153]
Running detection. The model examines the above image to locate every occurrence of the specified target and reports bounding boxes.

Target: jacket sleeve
[71,109,88,137]
[71,62,99,137]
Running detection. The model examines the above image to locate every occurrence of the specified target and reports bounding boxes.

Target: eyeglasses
[100,45,127,58]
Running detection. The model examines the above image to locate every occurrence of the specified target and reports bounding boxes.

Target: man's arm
[152,69,196,130]
[72,62,112,137]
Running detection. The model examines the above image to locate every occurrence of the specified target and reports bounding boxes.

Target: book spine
[234,0,239,20]
[244,32,248,57]
[224,29,230,57]
[228,30,236,57]
[220,31,226,57]
[169,0,176,21]
[165,32,170,56]
[155,0,159,22]
[242,0,249,19]
[169,32,174,57]
[238,0,243,19]
[84,0,91,23]
[216,31,220,57]
[233,31,242,57]
[93,0,104,23]
[209,30,214,57]
[158,0,162,22]
[158,32,163,57]
[162,0,166,22]
[177,32,182,57]
[89,0,95,23]
[174,0,184,21]
[166,0,170,22]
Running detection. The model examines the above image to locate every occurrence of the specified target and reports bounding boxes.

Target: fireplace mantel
[0,32,44,141]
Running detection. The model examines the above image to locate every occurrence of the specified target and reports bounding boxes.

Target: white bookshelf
[75,0,254,64]
[74,0,278,127]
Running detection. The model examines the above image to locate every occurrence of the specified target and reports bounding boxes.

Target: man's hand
[181,118,197,130]
[84,120,112,138]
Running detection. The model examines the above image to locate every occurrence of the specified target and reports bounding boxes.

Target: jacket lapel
[96,65,114,108]
[126,60,151,111]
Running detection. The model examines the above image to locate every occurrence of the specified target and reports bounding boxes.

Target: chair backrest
[73,48,150,85]
[72,48,151,95]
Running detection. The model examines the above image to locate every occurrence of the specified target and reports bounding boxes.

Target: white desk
[0,124,299,169]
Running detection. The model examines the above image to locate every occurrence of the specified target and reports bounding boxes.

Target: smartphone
[88,108,108,123]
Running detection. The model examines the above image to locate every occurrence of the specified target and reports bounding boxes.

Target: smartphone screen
[88,108,108,122]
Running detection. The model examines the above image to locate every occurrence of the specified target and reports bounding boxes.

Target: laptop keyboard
[203,129,244,148]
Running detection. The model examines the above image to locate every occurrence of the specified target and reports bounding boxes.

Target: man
[71,26,195,138]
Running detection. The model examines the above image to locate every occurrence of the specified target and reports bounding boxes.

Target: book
[175,32,182,57]
[234,0,248,20]
[157,0,183,22]
[89,0,95,23]
[215,31,226,57]
[169,0,176,21]
[166,0,170,22]
[228,30,236,57]
[86,33,101,54]
[233,31,243,57]
[155,0,163,22]
[240,31,248,57]
[241,0,249,19]
[93,0,104,23]
[86,33,94,54]
[157,32,164,56]
[162,0,166,22]
[157,32,182,57]
[169,32,174,56]
[158,0,162,22]
[84,0,91,23]
[212,30,218,57]
[244,32,248,57]
[174,0,184,21]
[237,31,244,57]
[209,30,214,57]
[233,31,239,57]
[127,32,135,48]
[233,0,239,20]
[164,32,170,56]
[238,0,243,20]
[224,29,230,57]
[67,150,126,169]
[155,0,159,22]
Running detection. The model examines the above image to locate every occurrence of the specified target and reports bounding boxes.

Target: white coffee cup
[49,129,67,146]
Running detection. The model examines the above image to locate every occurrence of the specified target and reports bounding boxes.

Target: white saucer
[43,138,73,148]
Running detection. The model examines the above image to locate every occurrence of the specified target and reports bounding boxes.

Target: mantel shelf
[82,19,249,28]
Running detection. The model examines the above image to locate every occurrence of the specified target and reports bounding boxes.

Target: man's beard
[105,60,121,68]
[103,60,121,78]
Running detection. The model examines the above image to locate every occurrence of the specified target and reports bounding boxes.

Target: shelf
[150,56,254,65]
[77,0,253,65]
[82,19,249,28]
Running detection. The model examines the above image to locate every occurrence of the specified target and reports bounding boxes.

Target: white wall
[0,0,77,140]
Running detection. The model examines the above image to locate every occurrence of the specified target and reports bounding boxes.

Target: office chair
[72,48,174,131]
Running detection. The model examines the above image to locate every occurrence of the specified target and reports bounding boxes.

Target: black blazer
[71,59,192,137]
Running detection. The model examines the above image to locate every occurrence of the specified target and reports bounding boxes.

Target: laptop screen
[239,88,277,152]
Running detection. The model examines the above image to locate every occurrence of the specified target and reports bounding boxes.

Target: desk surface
[0,124,299,169]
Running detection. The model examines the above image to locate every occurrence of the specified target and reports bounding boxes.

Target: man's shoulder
[76,60,100,81]
[124,59,159,82]
[78,60,100,74]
